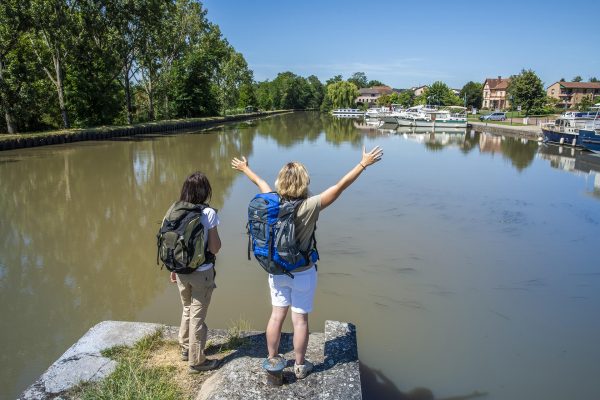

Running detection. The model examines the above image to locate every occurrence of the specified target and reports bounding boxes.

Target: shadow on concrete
[360,362,489,400]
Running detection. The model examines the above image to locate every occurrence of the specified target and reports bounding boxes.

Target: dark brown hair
[180,171,212,205]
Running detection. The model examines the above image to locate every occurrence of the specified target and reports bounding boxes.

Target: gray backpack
[156,201,214,274]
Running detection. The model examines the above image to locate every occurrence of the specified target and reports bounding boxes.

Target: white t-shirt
[196,207,219,271]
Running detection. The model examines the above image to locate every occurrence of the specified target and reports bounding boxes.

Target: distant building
[482,76,511,110]
[546,81,600,109]
[355,86,393,105]
[411,85,428,96]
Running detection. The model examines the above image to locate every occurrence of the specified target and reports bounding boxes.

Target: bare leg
[291,311,309,365]
[266,306,288,358]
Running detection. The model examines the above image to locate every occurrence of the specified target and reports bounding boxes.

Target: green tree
[507,69,545,116]
[376,94,391,106]
[394,90,415,108]
[29,0,77,128]
[348,72,368,89]
[306,75,325,109]
[255,80,273,110]
[417,81,461,106]
[67,0,123,127]
[325,74,343,86]
[460,81,483,109]
[367,80,385,87]
[590,77,598,82]
[0,0,30,133]
[572,75,583,82]
[325,81,359,109]
[577,95,600,111]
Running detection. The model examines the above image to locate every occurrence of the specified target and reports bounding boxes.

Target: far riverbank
[0,110,291,152]
[468,121,542,139]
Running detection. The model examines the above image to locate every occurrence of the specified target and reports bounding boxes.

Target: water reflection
[0,128,256,397]
[2,112,600,399]
[538,144,600,198]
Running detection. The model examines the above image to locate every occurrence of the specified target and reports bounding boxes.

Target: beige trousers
[176,267,216,366]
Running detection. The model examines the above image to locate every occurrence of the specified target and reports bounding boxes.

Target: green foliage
[73,330,182,400]
[325,81,359,109]
[577,95,600,111]
[416,81,461,106]
[254,72,324,111]
[572,75,583,82]
[325,74,343,86]
[348,72,368,89]
[530,96,561,115]
[377,91,414,108]
[590,77,598,82]
[367,79,385,87]
[507,69,546,116]
[460,81,483,109]
[1,0,256,133]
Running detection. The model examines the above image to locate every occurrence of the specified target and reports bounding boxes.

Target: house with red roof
[482,76,511,110]
[546,81,600,109]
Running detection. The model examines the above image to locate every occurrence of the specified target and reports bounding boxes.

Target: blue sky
[202,0,599,89]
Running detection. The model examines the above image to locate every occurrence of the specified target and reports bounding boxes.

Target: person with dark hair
[231,145,383,379]
[169,171,221,372]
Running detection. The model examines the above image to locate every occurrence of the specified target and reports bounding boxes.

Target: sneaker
[181,350,189,361]
[188,359,220,373]
[294,360,313,379]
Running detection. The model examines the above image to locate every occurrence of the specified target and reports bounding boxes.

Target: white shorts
[268,266,317,314]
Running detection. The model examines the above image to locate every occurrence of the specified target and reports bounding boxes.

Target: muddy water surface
[1,112,600,399]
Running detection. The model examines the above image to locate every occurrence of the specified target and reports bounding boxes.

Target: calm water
[1,112,600,399]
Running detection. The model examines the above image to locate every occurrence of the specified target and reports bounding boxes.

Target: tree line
[2,0,596,136]
[0,0,256,134]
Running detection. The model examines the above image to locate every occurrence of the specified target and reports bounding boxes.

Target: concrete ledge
[20,320,361,400]
[19,321,164,399]
[469,121,542,139]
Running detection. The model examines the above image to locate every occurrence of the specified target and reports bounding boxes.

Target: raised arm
[231,156,273,193]
[320,145,383,210]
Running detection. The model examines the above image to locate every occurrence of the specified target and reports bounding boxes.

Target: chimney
[498,75,502,80]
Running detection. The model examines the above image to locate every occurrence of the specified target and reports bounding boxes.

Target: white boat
[365,107,389,118]
[331,108,365,117]
[396,105,467,128]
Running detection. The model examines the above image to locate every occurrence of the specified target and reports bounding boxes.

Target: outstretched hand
[361,145,383,168]
[231,156,248,171]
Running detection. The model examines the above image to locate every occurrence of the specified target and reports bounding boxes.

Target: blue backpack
[247,192,318,277]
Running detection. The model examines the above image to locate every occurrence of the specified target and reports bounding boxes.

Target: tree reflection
[0,127,255,396]
[478,133,538,171]
[255,112,323,147]
[321,115,363,147]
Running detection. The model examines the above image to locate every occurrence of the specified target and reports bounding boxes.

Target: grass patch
[221,318,252,351]
[68,321,255,400]
[71,330,185,400]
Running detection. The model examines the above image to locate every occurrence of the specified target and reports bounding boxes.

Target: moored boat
[541,105,600,147]
[332,108,364,117]
[395,105,467,128]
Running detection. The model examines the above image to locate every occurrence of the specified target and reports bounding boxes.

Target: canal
[1,112,599,399]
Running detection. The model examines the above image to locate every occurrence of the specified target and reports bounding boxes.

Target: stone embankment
[468,121,542,139]
[20,320,361,400]
[0,111,290,152]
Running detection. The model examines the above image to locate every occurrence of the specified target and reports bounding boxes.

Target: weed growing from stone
[222,318,251,350]
[71,329,184,400]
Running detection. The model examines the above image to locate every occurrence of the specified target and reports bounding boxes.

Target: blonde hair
[275,162,310,199]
